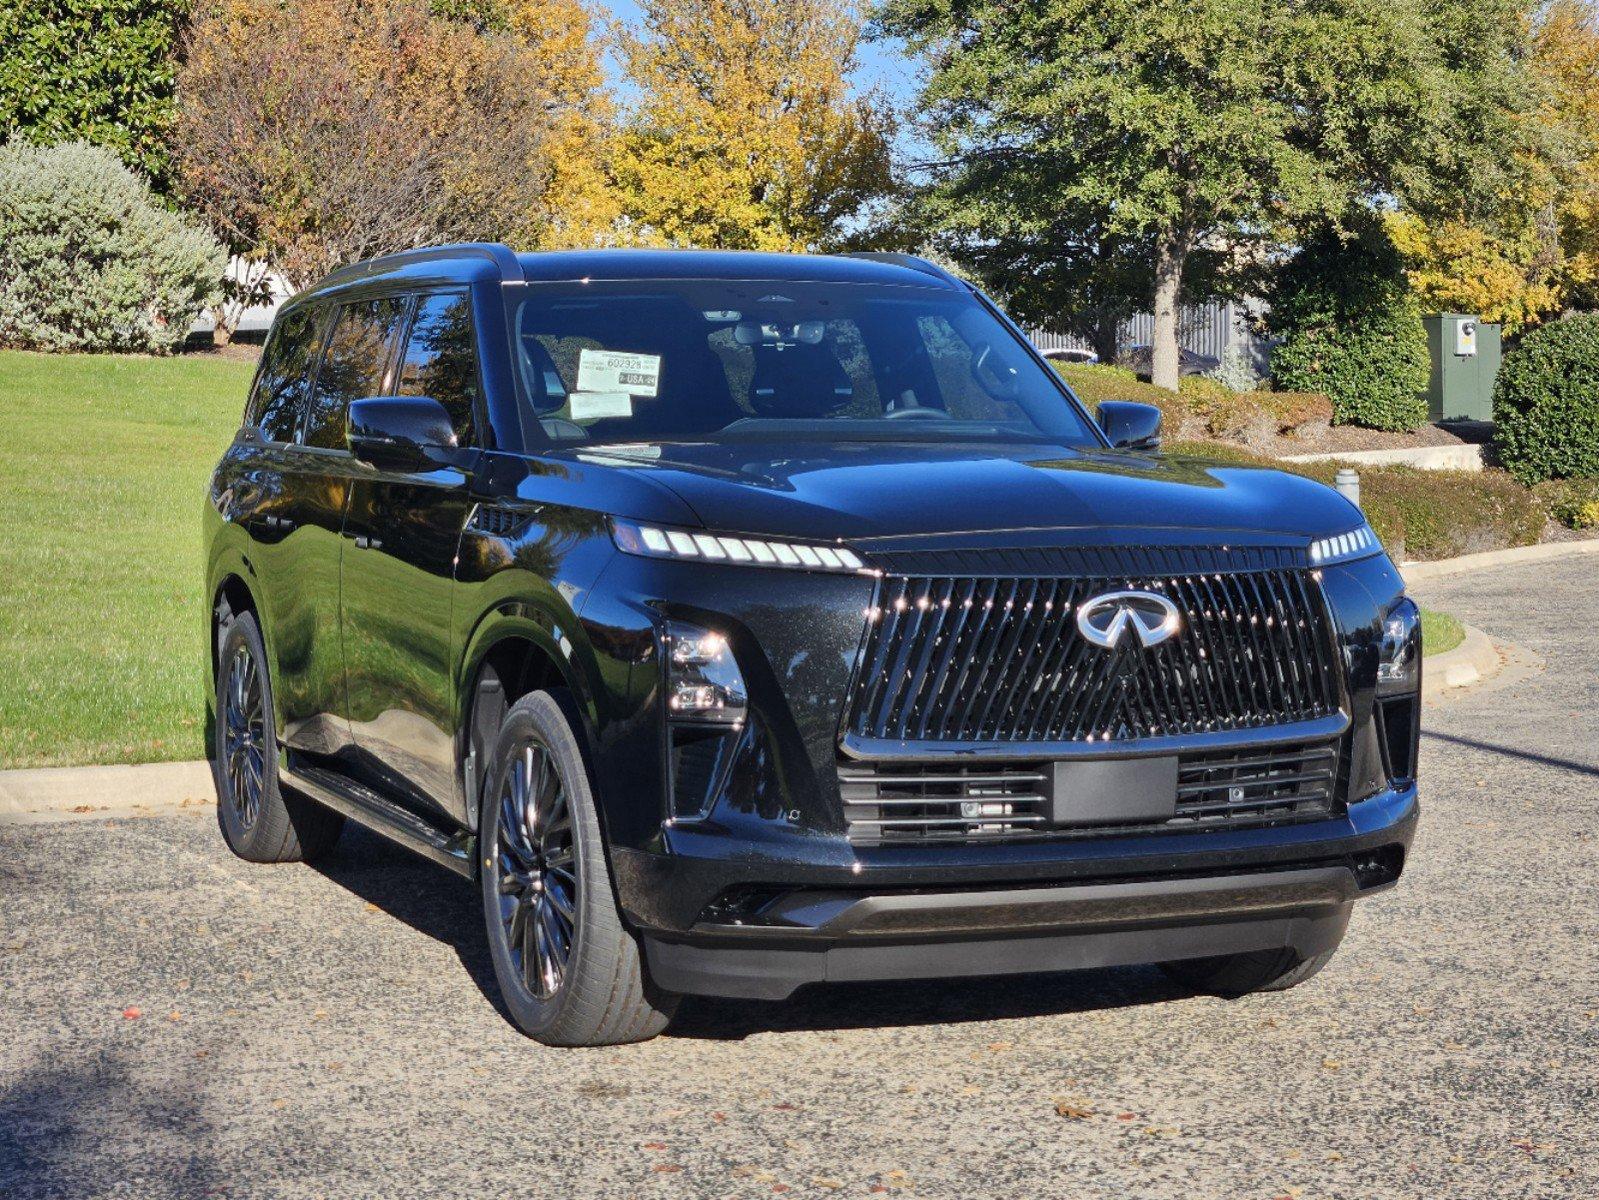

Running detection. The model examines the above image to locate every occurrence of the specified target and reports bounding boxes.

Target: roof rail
[843,251,968,290]
[313,242,524,290]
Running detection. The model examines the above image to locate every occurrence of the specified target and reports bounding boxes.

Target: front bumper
[622,783,1418,999]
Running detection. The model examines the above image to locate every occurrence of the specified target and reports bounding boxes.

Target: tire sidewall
[213,611,280,855]
[479,691,603,1041]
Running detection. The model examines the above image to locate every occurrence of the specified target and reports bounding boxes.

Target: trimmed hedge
[1170,441,1544,561]
[1492,312,1599,484]
[1269,225,1430,432]
[1533,476,1599,529]
[0,141,224,354]
[1054,362,1191,431]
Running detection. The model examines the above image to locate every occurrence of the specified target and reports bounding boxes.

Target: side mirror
[1097,400,1163,450]
[348,396,457,471]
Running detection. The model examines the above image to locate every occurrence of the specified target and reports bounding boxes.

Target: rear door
[340,290,482,818]
[272,295,408,757]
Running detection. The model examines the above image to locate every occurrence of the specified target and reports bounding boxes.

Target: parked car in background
[1038,346,1100,365]
[1119,343,1221,378]
[204,244,1420,1046]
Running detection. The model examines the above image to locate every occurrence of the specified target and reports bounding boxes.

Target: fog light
[663,620,747,726]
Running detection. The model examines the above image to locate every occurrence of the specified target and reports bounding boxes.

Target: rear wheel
[212,611,344,863]
[1160,943,1341,998]
[480,690,678,1046]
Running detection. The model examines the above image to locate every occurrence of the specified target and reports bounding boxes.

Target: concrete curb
[0,760,214,824]
[1401,536,1599,584]
[1283,444,1484,472]
[1422,624,1501,701]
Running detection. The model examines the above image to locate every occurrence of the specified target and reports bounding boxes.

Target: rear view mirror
[348,396,457,471]
[1097,400,1163,450]
[969,341,1021,400]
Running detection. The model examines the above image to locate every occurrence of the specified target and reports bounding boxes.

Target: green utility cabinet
[1424,313,1501,423]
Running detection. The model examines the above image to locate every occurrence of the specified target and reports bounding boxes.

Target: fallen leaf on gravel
[194,1051,209,1060]
[1411,1006,1434,1016]
[643,1142,668,1151]
[811,1179,843,1190]
[711,1112,727,1122]
[70,805,95,813]
[959,1085,981,1096]
[326,1062,344,1072]
[176,979,190,991]
[167,1011,182,1022]
[772,1101,800,1111]
[1322,1058,1342,1070]
[1115,1112,1138,1121]
[1510,1139,1554,1154]
[772,1186,791,1194]
[651,1164,683,1174]
[987,1041,1013,1052]
[1054,1099,1095,1119]
[364,902,380,913]
[122,1006,142,1020]
[271,1099,287,1109]
[313,1009,327,1020]
[1142,1126,1179,1138]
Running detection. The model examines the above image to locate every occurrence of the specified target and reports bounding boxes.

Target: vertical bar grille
[848,568,1339,746]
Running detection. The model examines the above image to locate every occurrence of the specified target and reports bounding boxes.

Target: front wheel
[480,691,679,1046]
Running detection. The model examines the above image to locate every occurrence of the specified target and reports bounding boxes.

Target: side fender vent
[467,504,531,538]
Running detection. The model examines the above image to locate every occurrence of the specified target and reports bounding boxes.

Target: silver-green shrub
[0,141,225,354]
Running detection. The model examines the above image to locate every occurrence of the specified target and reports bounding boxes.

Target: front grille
[839,741,1339,845]
[847,565,1340,747]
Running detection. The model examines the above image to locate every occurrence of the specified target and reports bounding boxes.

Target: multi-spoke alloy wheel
[211,609,343,864]
[222,645,267,831]
[480,690,679,1045]
[495,741,578,999]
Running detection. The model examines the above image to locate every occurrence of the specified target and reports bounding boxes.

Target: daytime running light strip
[1308,524,1380,565]
[612,520,870,574]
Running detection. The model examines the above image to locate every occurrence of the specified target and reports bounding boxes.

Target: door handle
[353,534,382,550]
[259,515,296,532]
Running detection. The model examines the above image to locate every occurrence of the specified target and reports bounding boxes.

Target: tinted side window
[303,297,407,450]
[247,307,321,443]
[396,292,478,442]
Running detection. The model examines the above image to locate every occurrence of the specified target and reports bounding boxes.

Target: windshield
[508,279,1101,448]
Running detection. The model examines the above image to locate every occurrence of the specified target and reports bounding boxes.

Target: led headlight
[663,621,747,725]
[612,519,869,574]
[1377,597,1421,695]
[1309,523,1382,566]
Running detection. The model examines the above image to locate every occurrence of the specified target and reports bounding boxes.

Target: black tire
[480,690,679,1046]
[1160,943,1340,998]
[212,611,344,863]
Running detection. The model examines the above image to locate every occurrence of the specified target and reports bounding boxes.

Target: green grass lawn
[1420,606,1465,657]
[0,350,251,768]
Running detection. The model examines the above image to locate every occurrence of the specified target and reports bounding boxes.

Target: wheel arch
[456,604,606,835]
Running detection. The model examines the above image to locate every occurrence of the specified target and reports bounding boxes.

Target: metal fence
[1026,299,1267,367]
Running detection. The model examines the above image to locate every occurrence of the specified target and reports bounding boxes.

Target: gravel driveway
[2,557,1595,1200]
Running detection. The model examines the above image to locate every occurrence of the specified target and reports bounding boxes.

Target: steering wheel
[884,405,953,421]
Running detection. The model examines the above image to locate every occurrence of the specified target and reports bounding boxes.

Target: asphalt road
[3,556,1596,1200]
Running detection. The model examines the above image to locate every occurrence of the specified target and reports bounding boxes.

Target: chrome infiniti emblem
[1076,590,1182,650]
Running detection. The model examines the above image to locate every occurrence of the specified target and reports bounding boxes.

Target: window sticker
[576,348,661,398]
[568,392,634,420]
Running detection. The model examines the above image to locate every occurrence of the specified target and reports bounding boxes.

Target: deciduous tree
[614,0,894,251]
[174,0,607,340]
[879,0,1539,390]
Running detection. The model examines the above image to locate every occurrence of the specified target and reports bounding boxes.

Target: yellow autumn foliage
[613,0,894,251]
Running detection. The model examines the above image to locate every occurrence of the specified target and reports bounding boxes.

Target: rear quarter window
[246,306,322,443]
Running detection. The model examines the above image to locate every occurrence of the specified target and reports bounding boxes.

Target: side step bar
[282,760,475,879]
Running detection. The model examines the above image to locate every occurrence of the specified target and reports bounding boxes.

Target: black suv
[205,245,1419,1046]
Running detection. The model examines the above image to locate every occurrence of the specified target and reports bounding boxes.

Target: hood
[558,439,1364,546]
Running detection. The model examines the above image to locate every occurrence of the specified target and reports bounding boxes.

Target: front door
[341,290,482,818]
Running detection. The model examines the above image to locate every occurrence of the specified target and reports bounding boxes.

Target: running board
[282,761,475,878]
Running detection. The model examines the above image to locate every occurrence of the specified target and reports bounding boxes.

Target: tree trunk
[210,306,234,348]
[1150,235,1188,392]
[1090,312,1119,365]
